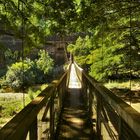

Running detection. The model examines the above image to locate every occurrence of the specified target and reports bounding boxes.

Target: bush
[4,60,35,91]
[0,68,7,77]
[27,87,41,101]
[36,50,54,75]
[2,50,54,90]
[35,50,54,83]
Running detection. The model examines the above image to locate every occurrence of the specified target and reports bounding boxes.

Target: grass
[25,84,48,104]
[104,80,140,90]
[0,98,23,128]
[0,99,23,117]
[0,83,48,128]
[104,80,140,98]
[105,81,130,89]
[105,80,140,113]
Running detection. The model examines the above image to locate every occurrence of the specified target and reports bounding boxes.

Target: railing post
[29,117,38,140]
[118,116,122,140]
[50,93,54,140]
[58,88,62,111]
[66,65,71,87]
[89,86,93,117]
[96,94,102,140]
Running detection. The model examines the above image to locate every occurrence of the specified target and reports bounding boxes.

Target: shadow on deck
[56,89,94,140]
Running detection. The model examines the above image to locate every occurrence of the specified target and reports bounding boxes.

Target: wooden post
[29,117,38,140]
[96,94,102,140]
[118,116,122,140]
[50,94,54,140]
[89,86,93,117]
[58,88,62,110]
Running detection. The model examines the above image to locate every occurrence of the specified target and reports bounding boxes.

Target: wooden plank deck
[56,64,94,140]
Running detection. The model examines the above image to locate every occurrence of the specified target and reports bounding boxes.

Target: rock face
[0,33,89,67]
[0,35,22,67]
[0,35,68,67]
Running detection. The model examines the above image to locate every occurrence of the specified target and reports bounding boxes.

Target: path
[56,64,93,140]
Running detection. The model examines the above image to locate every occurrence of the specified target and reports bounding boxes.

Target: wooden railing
[74,62,140,140]
[0,64,71,140]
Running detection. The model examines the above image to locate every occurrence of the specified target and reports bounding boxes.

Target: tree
[67,36,93,67]
[1,0,140,82]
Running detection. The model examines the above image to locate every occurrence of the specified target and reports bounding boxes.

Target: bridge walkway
[56,64,94,139]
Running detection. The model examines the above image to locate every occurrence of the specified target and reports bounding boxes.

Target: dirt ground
[110,88,140,113]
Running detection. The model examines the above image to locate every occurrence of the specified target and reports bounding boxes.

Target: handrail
[0,63,72,140]
[74,62,140,140]
[0,86,54,140]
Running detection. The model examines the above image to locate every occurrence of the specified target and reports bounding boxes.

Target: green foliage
[26,84,48,103]
[2,50,54,90]
[35,50,54,83]
[0,0,139,82]
[0,82,49,126]
[36,50,54,75]
[4,49,19,65]
[0,0,48,48]
[67,36,92,67]
[0,68,7,77]
[0,98,23,117]
[3,61,35,91]
[2,101,22,117]
[68,10,140,81]
[66,1,140,82]
[27,87,41,101]
[40,84,48,91]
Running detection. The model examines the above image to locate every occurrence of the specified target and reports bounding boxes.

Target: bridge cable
[129,1,132,105]
[19,0,25,107]
[101,21,104,82]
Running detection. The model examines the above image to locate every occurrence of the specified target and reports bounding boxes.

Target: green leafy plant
[3,61,35,91]
[35,50,54,83]
[2,50,54,90]
[36,50,54,75]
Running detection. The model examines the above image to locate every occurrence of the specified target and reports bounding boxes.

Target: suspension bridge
[0,61,140,140]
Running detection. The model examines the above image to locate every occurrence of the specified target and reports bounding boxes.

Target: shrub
[28,87,41,100]
[0,68,7,77]
[2,50,54,90]
[4,60,35,91]
[36,50,54,75]
[35,50,54,83]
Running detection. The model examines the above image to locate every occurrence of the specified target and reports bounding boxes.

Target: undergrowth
[0,83,48,128]
[104,80,140,90]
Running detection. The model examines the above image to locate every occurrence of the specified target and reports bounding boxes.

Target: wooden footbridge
[0,62,140,140]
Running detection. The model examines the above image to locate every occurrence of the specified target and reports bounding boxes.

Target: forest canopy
[0,0,140,81]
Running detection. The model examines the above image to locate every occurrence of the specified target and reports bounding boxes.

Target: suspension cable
[129,1,132,105]
[20,0,25,107]
[101,22,104,82]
